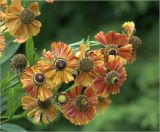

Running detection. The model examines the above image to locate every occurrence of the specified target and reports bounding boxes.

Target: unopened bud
[129,36,142,50]
[10,54,27,75]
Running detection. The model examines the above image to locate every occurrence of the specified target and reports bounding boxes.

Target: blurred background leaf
[1,123,27,132]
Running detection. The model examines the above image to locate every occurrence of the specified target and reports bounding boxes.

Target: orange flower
[94,56,127,97]
[0,34,5,57]
[5,0,41,39]
[97,97,111,113]
[22,96,57,124]
[61,86,98,125]
[95,31,132,64]
[75,44,104,86]
[21,65,54,101]
[37,42,78,86]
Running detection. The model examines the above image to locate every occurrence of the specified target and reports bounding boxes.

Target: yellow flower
[22,96,57,124]
[5,0,41,39]
[0,34,5,57]
[122,21,135,37]
[75,44,104,86]
[37,42,78,86]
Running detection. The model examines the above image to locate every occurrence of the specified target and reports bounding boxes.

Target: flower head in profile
[94,56,127,97]
[37,42,78,86]
[22,96,57,124]
[122,21,135,38]
[61,86,98,125]
[5,0,41,39]
[75,44,104,86]
[21,65,54,101]
[95,31,132,64]
[0,34,5,57]
[97,97,111,113]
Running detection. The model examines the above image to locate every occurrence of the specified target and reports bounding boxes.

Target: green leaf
[1,123,27,132]
[0,32,20,64]
[7,88,15,119]
[25,37,35,66]
[6,83,23,118]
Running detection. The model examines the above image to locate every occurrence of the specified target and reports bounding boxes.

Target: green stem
[0,113,27,124]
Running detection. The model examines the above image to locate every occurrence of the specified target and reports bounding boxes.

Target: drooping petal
[29,2,40,16]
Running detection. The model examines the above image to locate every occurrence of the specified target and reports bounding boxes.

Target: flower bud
[10,54,27,75]
[122,21,135,37]
[129,35,142,50]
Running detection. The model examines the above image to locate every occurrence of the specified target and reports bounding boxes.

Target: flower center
[105,71,120,85]
[33,73,45,85]
[54,58,67,71]
[20,9,35,24]
[75,95,89,111]
[79,57,94,72]
[105,44,119,56]
[37,99,51,109]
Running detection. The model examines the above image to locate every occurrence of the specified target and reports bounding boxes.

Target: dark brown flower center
[75,95,89,111]
[54,58,67,71]
[79,57,94,72]
[34,73,45,85]
[20,9,35,24]
[37,99,51,109]
[105,44,119,56]
[105,71,120,85]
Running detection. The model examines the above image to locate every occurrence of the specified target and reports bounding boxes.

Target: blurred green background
[1,1,159,131]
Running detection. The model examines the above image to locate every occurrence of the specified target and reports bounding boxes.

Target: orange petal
[29,2,40,16]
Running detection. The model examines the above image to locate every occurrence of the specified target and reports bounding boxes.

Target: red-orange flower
[61,86,98,125]
[95,31,132,64]
[37,42,78,86]
[21,65,54,101]
[94,56,127,97]
[75,44,104,86]
[22,96,57,124]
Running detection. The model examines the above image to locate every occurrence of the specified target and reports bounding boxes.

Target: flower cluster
[0,0,142,125]
[20,22,141,125]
